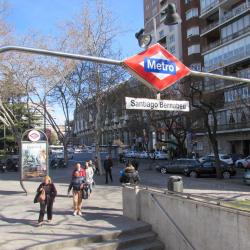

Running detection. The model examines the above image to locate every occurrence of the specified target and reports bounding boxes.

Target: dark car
[156,159,201,174]
[183,160,236,178]
[50,154,66,168]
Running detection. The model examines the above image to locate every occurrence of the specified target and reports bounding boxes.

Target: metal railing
[201,0,220,15]
[221,2,250,23]
[201,2,250,35]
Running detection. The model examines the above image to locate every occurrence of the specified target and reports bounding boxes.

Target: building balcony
[220,2,250,24]
[201,0,220,16]
[202,26,250,53]
[201,20,219,35]
[203,47,250,72]
[193,121,250,133]
[201,2,250,36]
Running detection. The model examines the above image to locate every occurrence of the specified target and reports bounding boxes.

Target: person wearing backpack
[35,175,57,226]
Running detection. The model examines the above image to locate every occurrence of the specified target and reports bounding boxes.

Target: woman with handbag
[35,175,57,226]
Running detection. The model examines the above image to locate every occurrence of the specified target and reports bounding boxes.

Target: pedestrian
[68,170,85,216]
[120,163,140,185]
[93,156,100,175]
[72,162,86,177]
[103,155,113,184]
[85,161,94,195]
[88,160,96,174]
[35,175,57,226]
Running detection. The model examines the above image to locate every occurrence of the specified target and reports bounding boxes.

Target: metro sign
[123,43,190,91]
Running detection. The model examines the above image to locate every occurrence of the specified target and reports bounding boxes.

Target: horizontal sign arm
[0,45,123,66]
[190,70,250,84]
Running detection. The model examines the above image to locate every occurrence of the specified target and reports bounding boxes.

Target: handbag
[37,188,46,202]
[82,184,89,200]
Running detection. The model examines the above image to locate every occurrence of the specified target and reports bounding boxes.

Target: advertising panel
[21,141,48,179]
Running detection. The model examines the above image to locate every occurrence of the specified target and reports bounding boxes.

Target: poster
[21,141,48,179]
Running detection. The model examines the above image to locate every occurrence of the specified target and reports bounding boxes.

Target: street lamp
[163,3,182,25]
[135,28,152,49]
[135,3,181,48]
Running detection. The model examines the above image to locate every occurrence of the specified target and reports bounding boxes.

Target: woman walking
[85,161,94,195]
[68,170,85,216]
[35,175,57,226]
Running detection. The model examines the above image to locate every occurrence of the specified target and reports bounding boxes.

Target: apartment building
[144,0,183,59]
[196,0,250,156]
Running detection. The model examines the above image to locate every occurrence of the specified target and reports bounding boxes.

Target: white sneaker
[78,211,82,216]
[73,211,77,216]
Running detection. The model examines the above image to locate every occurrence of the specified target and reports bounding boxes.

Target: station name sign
[125,97,190,112]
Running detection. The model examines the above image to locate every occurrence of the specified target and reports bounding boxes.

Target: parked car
[243,170,250,185]
[50,154,66,168]
[235,156,250,168]
[184,160,236,179]
[0,155,19,172]
[199,154,233,165]
[125,150,138,158]
[156,159,200,174]
[138,151,149,159]
[152,151,168,160]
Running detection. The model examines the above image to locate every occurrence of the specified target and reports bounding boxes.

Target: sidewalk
[0,166,144,250]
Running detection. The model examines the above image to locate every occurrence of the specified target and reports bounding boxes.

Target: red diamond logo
[123,43,190,91]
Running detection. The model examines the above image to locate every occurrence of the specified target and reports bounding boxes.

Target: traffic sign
[123,43,190,91]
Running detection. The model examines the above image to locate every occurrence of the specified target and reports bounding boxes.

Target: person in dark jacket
[36,175,57,226]
[68,170,85,216]
[103,155,113,184]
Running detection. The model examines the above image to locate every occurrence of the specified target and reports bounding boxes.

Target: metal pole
[0,45,123,66]
[190,70,250,84]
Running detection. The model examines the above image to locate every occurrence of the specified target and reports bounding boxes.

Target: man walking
[103,155,113,184]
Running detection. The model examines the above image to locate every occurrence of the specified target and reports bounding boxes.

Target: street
[67,152,250,201]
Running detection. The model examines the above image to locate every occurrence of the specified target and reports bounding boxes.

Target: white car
[154,151,168,160]
[74,148,82,153]
[125,150,138,158]
[138,151,149,159]
[199,154,233,165]
[235,156,250,168]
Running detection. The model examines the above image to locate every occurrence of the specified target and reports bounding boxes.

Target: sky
[5,0,144,124]
[6,0,144,58]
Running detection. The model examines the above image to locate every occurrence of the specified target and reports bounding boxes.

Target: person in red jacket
[72,162,86,177]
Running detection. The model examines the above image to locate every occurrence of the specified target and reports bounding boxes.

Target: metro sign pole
[0,45,249,86]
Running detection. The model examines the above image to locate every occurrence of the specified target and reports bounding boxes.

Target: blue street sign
[144,57,176,75]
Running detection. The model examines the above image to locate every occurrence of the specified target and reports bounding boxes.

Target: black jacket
[103,159,113,170]
[34,183,57,203]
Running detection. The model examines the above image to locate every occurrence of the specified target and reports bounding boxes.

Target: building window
[169,34,175,43]
[159,30,164,38]
[169,46,176,54]
[152,0,158,5]
[224,87,249,103]
[186,8,198,20]
[190,63,201,71]
[188,44,200,55]
[185,0,191,4]
[187,26,199,38]
[152,6,157,16]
